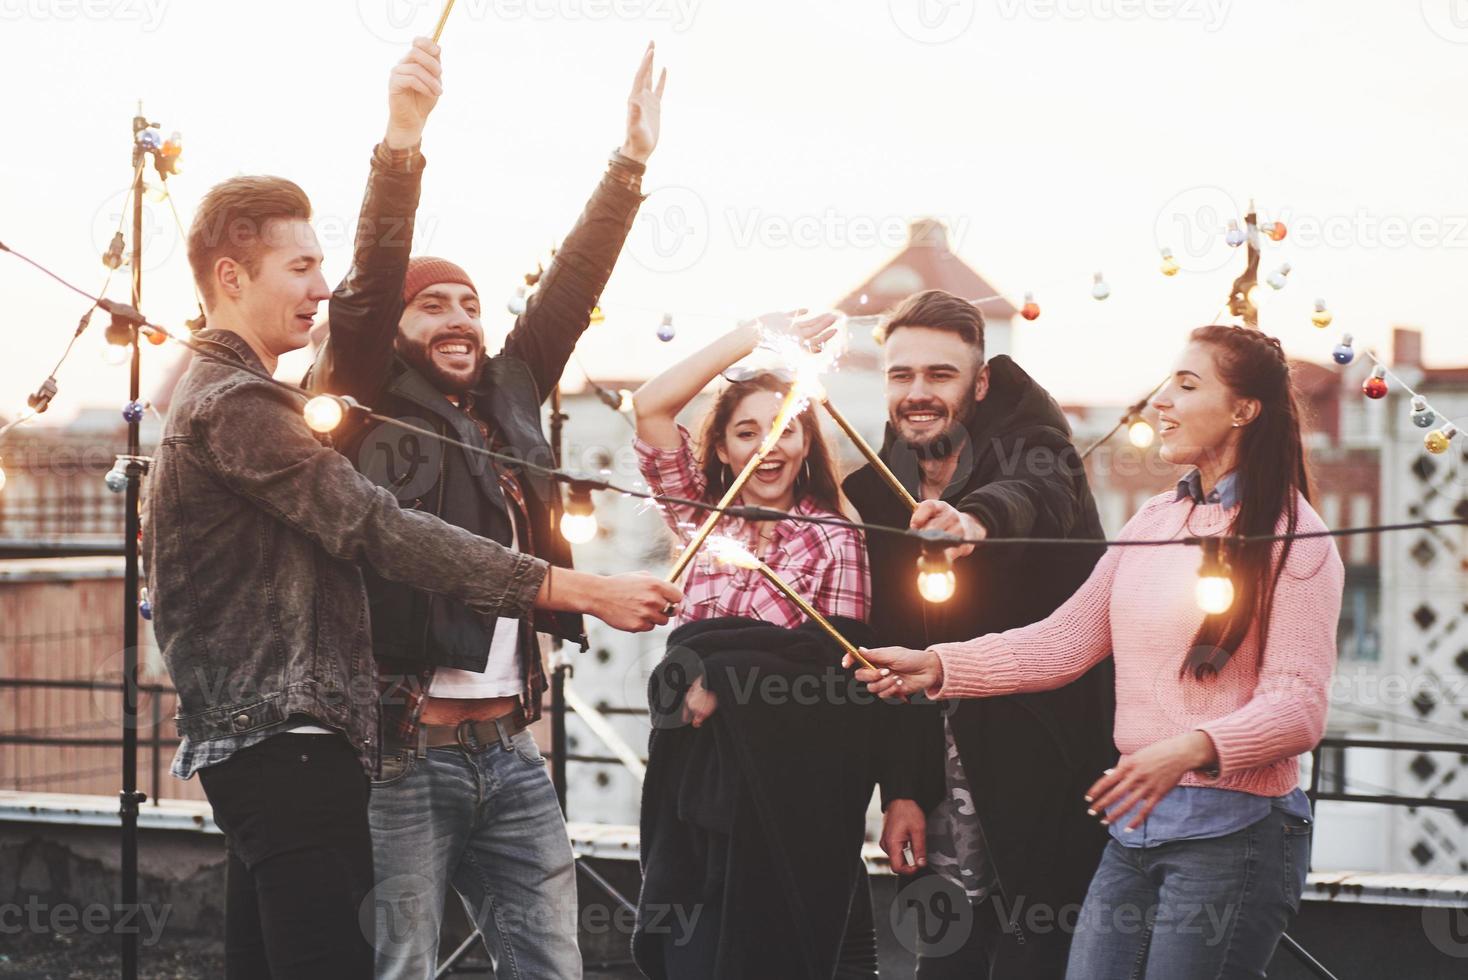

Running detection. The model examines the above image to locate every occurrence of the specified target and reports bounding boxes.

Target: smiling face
[224,217,331,360]
[714,389,809,510]
[396,282,486,395]
[1153,340,1259,471]
[882,326,988,451]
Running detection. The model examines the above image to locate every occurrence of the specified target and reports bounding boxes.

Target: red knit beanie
[402,256,477,305]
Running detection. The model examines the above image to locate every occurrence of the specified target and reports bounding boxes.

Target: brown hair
[1183,325,1315,681]
[187,176,313,308]
[879,289,986,359]
[696,373,846,517]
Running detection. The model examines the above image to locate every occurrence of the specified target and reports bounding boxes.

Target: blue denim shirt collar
[1175,469,1241,509]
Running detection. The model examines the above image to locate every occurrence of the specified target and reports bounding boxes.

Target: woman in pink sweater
[853,325,1344,979]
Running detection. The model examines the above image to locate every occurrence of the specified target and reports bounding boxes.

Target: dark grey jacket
[143,328,548,772]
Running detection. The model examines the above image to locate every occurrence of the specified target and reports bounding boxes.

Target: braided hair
[1182,325,1315,681]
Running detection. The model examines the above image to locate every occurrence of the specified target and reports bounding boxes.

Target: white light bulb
[303,395,345,433]
[1127,418,1156,449]
[560,511,599,544]
[102,343,130,366]
[917,568,957,604]
[1195,575,1235,615]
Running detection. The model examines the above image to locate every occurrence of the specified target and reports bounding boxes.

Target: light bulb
[1332,334,1355,366]
[101,343,130,366]
[915,544,956,604]
[1091,271,1110,301]
[657,313,676,343]
[1246,283,1264,311]
[1267,221,1287,242]
[1159,248,1180,277]
[1195,539,1234,615]
[1266,262,1291,290]
[104,465,128,494]
[1410,396,1436,429]
[1362,366,1389,400]
[507,286,527,316]
[1425,423,1458,456]
[1311,299,1332,329]
[303,395,345,433]
[1127,416,1156,449]
[561,485,599,544]
[1225,220,1246,247]
[1020,292,1040,321]
[617,389,635,414]
[589,306,606,325]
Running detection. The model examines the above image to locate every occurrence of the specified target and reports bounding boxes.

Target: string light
[507,286,527,316]
[1263,220,1288,242]
[1195,538,1234,615]
[617,388,635,414]
[104,460,128,493]
[915,538,956,604]
[1425,423,1458,456]
[1020,292,1041,321]
[560,483,599,544]
[102,231,126,271]
[657,313,676,342]
[138,586,153,621]
[101,343,131,366]
[1159,248,1180,277]
[1362,365,1389,400]
[303,394,348,433]
[1226,220,1245,247]
[1311,299,1332,329]
[589,306,606,325]
[122,400,145,425]
[1266,262,1291,290]
[1090,271,1111,301]
[1332,334,1355,365]
[1411,396,1437,429]
[1127,413,1156,449]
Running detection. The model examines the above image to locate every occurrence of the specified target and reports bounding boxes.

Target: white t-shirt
[427,523,525,699]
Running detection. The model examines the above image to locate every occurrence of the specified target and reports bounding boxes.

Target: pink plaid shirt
[635,426,871,629]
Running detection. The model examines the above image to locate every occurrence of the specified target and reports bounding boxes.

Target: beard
[895,397,976,459]
[396,330,483,396]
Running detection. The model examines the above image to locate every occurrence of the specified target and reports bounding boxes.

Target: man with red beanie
[311,39,671,980]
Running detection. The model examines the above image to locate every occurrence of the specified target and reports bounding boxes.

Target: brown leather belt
[402,703,529,754]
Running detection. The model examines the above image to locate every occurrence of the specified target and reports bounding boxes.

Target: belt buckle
[456,719,482,753]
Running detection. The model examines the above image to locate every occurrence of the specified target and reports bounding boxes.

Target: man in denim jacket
[145,39,679,980]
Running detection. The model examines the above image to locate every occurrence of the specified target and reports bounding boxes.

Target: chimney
[908,218,950,251]
[1392,327,1423,369]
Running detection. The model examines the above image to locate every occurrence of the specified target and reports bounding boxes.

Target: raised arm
[500,43,666,402]
[632,311,837,448]
[313,37,441,403]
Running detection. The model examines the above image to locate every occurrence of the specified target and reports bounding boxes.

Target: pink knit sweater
[932,490,1344,798]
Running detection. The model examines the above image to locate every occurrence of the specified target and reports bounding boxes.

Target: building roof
[832,219,1019,320]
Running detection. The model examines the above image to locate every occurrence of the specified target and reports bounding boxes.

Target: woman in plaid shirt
[633,311,871,721]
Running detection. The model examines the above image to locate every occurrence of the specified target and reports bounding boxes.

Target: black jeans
[198,733,374,980]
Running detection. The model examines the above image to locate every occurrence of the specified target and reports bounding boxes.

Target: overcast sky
[3,0,1467,425]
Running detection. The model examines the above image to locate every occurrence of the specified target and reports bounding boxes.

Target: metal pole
[119,102,148,980]
[548,385,569,813]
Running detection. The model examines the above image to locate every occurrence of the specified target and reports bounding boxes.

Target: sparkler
[706,535,876,671]
[431,0,456,43]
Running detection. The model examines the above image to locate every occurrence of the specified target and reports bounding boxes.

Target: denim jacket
[143,328,548,775]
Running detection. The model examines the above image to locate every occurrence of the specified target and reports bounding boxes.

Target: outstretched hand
[621,41,668,163]
[386,37,443,149]
[842,645,943,700]
[750,309,840,354]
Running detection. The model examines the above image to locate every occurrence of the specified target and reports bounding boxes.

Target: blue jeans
[1066,808,1311,979]
[366,729,581,979]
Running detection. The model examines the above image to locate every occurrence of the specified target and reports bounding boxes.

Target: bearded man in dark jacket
[842,290,1116,979]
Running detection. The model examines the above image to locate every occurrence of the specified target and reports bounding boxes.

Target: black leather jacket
[310,143,645,734]
[144,329,547,774]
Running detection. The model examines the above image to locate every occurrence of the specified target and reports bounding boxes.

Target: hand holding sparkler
[385,37,443,151]
[843,645,942,698]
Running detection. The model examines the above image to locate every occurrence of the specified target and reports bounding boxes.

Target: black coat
[634,617,886,980]
[841,355,1117,940]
